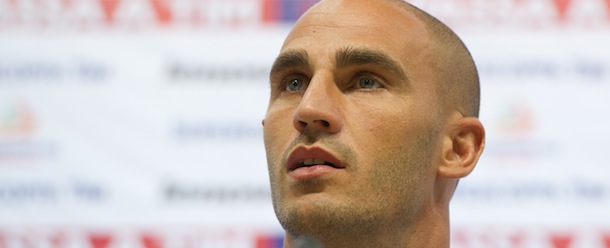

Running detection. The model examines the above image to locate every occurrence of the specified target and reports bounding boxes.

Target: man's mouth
[286,146,346,171]
[293,158,338,169]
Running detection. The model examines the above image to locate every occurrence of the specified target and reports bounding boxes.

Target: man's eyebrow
[270,49,309,76]
[336,47,409,81]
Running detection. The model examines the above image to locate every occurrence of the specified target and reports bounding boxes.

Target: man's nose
[292,76,343,135]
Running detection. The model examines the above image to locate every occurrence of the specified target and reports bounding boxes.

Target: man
[262,0,485,247]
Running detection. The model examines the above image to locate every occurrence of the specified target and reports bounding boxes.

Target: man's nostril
[321,120,330,127]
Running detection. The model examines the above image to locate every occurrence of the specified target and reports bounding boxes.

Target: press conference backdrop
[0,0,609,247]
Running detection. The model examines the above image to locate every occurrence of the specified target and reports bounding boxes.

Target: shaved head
[390,0,480,117]
[264,0,486,247]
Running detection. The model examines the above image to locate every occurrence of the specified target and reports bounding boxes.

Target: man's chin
[276,205,328,237]
[275,196,357,237]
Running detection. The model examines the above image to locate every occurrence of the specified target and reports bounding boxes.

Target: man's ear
[438,114,485,178]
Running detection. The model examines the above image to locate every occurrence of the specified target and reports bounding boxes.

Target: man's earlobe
[438,115,485,178]
[262,119,266,126]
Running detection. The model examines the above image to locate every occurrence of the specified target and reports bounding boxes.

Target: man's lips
[286,146,346,171]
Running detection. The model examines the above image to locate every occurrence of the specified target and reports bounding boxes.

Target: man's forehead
[273,0,436,84]
[292,0,422,28]
[282,0,428,50]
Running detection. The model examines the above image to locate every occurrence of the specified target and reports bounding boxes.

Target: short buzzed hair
[390,0,480,117]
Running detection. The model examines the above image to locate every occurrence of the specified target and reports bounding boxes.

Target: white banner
[1,0,609,247]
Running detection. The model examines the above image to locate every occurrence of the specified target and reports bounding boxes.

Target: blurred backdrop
[1,0,609,247]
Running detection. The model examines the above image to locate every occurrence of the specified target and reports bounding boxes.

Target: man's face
[263,0,444,237]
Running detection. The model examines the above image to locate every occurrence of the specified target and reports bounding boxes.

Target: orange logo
[0,102,36,140]
[496,103,534,138]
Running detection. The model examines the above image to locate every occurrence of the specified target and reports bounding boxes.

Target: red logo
[88,233,113,248]
[552,0,572,21]
[549,233,574,248]
[602,232,610,248]
[140,233,164,248]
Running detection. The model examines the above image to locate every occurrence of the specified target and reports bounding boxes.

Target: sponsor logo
[484,101,560,160]
[550,233,574,248]
[453,179,609,204]
[0,0,319,32]
[0,227,609,248]
[89,233,113,248]
[0,228,284,248]
[410,0,610,30]
[495,102,534,138]
[451,227,610,248]
[0,101,57,163]
[0,180,107,206]
[0,60,110,87]
[0,101,35,140]
[0,181,57,205]
[255,233,284,248]
[479,58,609,83]
[163,182,271,204]
[167,62,268,84]
[173,121,262,142]
[261,0,319,24]
[2,0,609,31]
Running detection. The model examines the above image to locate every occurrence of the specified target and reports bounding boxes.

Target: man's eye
[286,78,308,91]
[358,77,381,89]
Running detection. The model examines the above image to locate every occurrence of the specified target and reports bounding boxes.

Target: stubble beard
[268,124,438,246]
[275,185,383,238]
